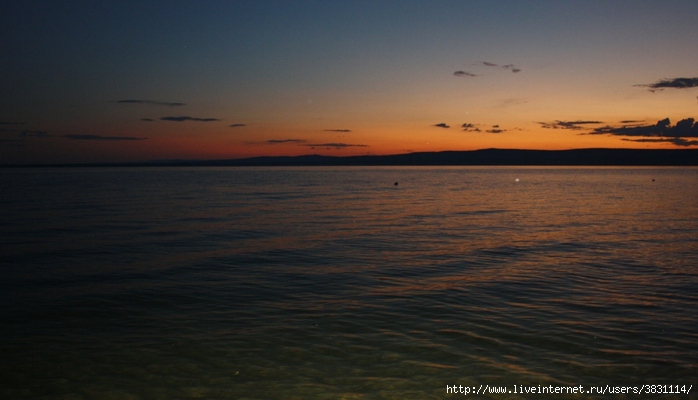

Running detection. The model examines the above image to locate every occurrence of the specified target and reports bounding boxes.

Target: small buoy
[394,182,398,186]
[515,178,520,182]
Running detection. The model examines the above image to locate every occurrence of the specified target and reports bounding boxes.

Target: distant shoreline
[4,148,698,167]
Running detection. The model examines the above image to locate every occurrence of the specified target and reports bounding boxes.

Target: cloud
[620,120,643,124]
[454,71,477,78]
[21,130,52,137]
[461,123,481,132]
[64,134,147,141]
[0,121,26,125]
[303,142,369,149]
[589,117,698,146]
[485,125,505,134]
[636,77,698,91]
[497,98,527,108]
[502,64,521,73]
[266,139,307,144]
[538,120,604,130]
[114,100,186,106]
[463,62,522,76]
[141,118,154,122]
[229,123,247,128]
[160,116,220,122]
[433,123,450,128]
[455,62,521,78]
[324,129,351,132]
[619,137,698,146]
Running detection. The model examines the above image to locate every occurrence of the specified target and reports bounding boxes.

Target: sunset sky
[2,0,698,164]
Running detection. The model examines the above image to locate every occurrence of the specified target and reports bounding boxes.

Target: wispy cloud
[589,118,698,146]
[478,61,521,73]
[266,139,307,144]
[160,116,220,122]
[229,123,247,128]
[461,123,481,132]
[64,134,147,141]
[433,123,450,128]
[453,71,477,78]
[497,98,527,108]
[636,77,698,91]
[141,118,154,122]
[486,125,505,134]
[502,64,521,73]
[538,120,604,130]
[619,137,698,146]
[114,100,186,107]
[0,121,26,125]
[21,130,52,137]
[457,62,521,79]
[303,142,369,149]
[324,129,351,132]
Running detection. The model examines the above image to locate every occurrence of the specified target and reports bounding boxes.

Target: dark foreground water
[1,166,696,399]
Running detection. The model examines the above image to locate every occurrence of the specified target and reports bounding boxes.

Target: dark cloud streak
[161,116,220,122]
[21,130,52,137]
[302,142,369,149]
[620,137,698,146]
[636,77,698,91]
[461,123,480,132]
[114,100,186,107]
[64,134,147,141]
[485,124,505,134]
[454,71,477,78]
[502,64,521,73]
[539,120,603,130]
[266,139,307,144]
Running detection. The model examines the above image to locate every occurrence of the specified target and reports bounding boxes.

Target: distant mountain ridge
[6,148,698,167]
[155,148,698,167]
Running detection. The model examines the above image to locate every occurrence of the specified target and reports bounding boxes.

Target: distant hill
[6,148,698,167]
[155,148,698,167]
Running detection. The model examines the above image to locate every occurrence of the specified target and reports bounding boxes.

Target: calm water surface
[1,167,697,399]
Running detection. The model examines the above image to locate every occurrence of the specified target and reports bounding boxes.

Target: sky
[1,0,698,164]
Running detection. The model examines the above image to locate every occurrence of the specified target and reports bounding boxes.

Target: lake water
[1,166,696,399]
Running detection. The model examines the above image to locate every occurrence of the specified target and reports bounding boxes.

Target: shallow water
[1,166,696,399]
